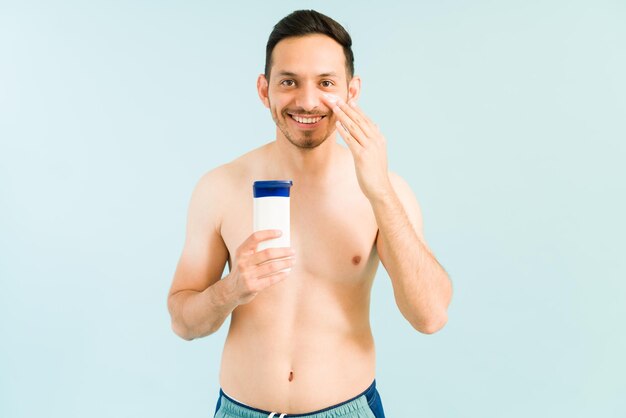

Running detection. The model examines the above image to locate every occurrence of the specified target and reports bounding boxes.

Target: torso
[217,142,381,413]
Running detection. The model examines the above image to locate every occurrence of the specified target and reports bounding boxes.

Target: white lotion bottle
[253,180,293,253]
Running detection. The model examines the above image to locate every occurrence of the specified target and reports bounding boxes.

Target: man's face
[260,34,355,149]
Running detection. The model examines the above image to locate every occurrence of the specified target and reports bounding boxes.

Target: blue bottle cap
[253,180,293,198]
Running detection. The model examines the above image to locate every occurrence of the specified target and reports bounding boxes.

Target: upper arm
[380,172,429,248]
[167,168,230,306]
[375,171,438,265]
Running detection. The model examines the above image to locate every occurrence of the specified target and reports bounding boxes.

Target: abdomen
[218,271,377,413]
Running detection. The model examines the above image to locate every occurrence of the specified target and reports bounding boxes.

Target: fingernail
[349,100,357,107]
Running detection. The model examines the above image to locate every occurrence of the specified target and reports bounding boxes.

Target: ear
[257,74,270,108]
[347,75,362,103]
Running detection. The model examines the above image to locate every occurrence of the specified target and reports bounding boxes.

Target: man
[167,9,452,418]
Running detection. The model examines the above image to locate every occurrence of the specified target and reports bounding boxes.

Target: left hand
[321,93,392,201]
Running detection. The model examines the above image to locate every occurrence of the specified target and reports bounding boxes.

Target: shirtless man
[167,9,452,418]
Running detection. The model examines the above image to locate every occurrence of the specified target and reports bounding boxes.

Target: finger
[332,101,368,143]
[336,120,362,151]
[321,94,368,133]
[239,229,283,253]
[321,94,373,131]
[259,269,290,289]
[256,257,295,278]
[335,99,374,137]
[249,246,295,266]
[347,100,377,131]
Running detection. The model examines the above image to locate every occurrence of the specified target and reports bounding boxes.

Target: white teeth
[291,115,323,124]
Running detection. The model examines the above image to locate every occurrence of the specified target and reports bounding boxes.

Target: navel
[288,371,294,382]
[352,255,361,265]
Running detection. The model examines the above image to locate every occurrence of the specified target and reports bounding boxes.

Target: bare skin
[167,140,380,412]
[167,33,450,413]
[216,141,379,412]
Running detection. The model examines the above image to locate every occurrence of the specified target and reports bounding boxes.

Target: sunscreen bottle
[253,180,293,252]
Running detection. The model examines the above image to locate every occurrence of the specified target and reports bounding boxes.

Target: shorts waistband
[218,379,377,418]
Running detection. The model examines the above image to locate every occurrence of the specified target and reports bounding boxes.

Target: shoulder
[186,164,232,235]
[191,143,271,227]
[388,171,415,201]
[195,162,234,198]
[190,156,246,232]
[197,142,270,191]
[388,170,405,188]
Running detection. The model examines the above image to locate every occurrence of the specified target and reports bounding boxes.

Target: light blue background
[1,1,625,417]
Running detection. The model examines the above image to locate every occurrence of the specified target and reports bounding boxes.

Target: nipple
[352,255,361,265]
[288,371,294,382]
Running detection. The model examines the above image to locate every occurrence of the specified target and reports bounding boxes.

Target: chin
[290,135,329,149]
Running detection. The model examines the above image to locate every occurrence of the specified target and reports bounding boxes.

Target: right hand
[227,230,296,305]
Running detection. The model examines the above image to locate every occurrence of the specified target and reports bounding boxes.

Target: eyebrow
[276,71,340,78]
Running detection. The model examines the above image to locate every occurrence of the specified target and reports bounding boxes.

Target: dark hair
[265,10,354,81]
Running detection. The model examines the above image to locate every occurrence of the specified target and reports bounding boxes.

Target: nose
[294,82,323,112]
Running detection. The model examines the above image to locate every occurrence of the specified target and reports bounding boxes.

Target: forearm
[169,275,239,340]
[371,189,452,333]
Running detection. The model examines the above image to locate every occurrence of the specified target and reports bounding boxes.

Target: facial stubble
[269,98,336,150]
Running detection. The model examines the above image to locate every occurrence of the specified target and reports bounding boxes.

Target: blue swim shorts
[213,379,386,418]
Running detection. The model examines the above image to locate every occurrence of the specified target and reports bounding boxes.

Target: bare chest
[220,180,380,289]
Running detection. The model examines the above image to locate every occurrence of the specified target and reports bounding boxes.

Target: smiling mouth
[288,114,326,124]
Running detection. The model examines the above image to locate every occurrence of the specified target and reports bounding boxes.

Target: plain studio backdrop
[1,1,624,417]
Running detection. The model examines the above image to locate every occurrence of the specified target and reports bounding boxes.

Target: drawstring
[267,413,286,418]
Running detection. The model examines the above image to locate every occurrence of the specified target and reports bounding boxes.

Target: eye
[321,80,334,88]
[280,79,295,87]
